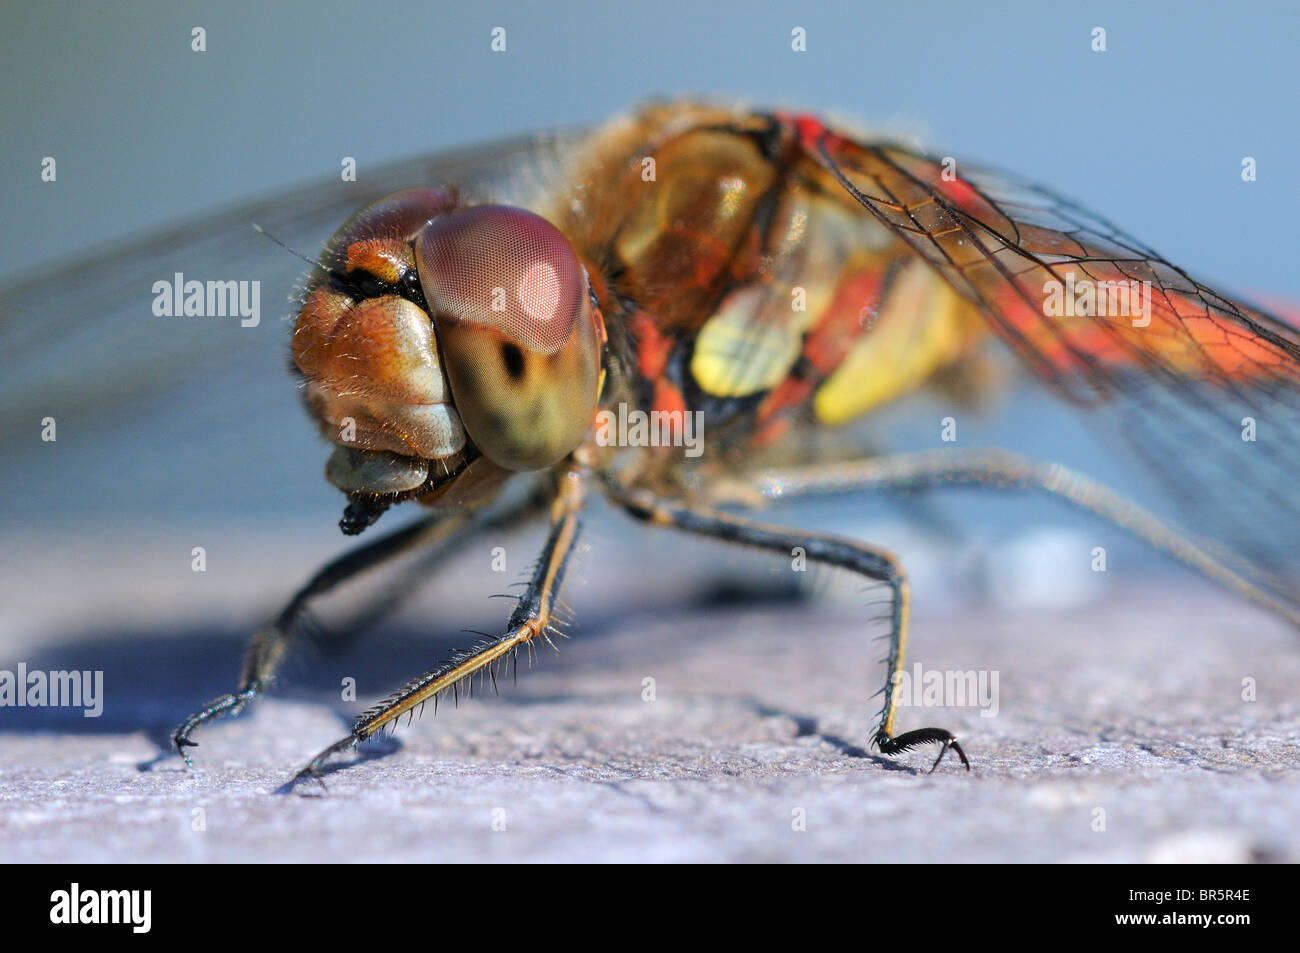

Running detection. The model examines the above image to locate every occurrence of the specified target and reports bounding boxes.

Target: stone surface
[2,546,1297,862]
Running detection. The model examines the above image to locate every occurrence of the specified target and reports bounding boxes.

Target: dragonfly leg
[172,509,478,766]
[284,464,588,790]
[742,447,1300,628]
[604,478,969,774]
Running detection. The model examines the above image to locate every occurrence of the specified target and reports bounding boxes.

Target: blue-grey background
[4,0,1297,292]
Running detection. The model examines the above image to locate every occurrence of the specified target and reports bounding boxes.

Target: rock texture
[2,565,1297,863]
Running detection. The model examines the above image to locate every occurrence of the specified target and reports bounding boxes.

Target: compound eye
[325,187,459,262]
[415,205,601,470]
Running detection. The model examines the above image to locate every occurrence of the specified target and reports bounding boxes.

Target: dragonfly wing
[795,120,1300,599]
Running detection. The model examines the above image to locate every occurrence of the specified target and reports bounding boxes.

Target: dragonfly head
[292,189,603,532]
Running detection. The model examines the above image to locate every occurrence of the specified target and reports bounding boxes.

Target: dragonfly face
[294,188,604,533]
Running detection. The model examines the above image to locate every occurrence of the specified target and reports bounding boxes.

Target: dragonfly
[5,101,1298,786]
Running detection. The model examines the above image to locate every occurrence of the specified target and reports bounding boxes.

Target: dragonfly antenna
[252,223,327,271]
